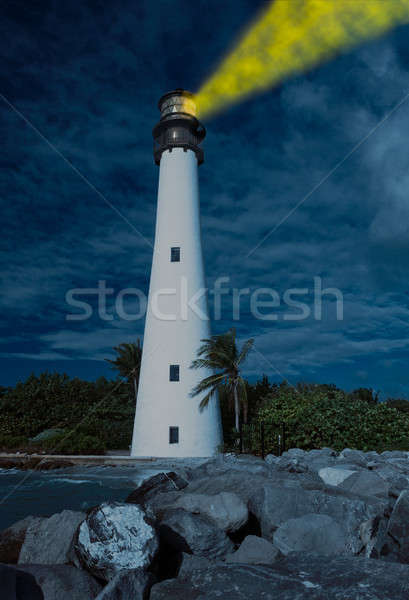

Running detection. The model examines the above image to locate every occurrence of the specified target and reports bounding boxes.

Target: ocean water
[0,465,166,530]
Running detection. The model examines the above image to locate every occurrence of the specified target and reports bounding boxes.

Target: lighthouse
[131,90,223,457]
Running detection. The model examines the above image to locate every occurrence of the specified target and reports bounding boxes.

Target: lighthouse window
[171,247,180,262]
[169,364,180,381]
[169,426,179,444]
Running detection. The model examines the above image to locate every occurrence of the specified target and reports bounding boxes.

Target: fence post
[260,421,265,459]
[239,422,243,454]
[282,422,286,454]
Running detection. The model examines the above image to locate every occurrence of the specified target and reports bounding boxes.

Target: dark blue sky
[1,0,409,398]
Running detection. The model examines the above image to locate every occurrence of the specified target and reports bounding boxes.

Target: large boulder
[185,471,267,505]
[12,564,101,599]
[339,448,368,468]
[273,514,347,555]
[150,554,409,599]
[75,502,158,581]
[94,568,152,600]
[248,482,387,554]
[126,472,188,506]
[0,564,44,600]
[178,553,217,577]
[225,535,280,565]
[387,489,409,562]
[158,508,234,559]
[0,516,44,564]
[193,454,271,478]
[172,492,248,532]
[19,510,85,565]
[338,470,390,498]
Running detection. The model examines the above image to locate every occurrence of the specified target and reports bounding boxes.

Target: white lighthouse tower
[131,90,223,457]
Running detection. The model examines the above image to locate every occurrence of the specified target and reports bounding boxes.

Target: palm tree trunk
[133,376,138,405]
[233,385,240,432]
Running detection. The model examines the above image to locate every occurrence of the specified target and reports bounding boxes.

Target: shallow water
[0,465,166,529]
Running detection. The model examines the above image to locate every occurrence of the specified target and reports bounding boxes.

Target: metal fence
[223,421,291,458]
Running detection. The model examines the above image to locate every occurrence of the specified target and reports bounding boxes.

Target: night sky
[2,0,409,398]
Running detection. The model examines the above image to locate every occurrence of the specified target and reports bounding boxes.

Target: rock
[249,482,387,553]
[0,563,43,600]
[150,554,409,599]
[318,466,357,487]
[359,516,390,559]
[339,470,390,498]
[172,492,248,532]
[158,508,234,558]
[178,553,216,577]
[382,451,409,460]
[126,472,188,506]
[15,564,102,599]
[339,448,368,467]
[191,454,271,479]
[185,471,267,505]
[75,502,158,581]
[283,448,307,458]
[0,516,44,564]
[225,535,280,565]
[95,568,152,600]
[19,510,85,565]
[387,489,409,562]
[276,456,308,473]
[273,514,347,555]
[264,454,278,465]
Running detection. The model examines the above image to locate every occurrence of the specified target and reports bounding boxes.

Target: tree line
[0,330,408,454]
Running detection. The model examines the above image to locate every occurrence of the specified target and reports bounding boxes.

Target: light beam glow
[195,0,409,119]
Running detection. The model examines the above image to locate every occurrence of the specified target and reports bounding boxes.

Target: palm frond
[237,338,254,365]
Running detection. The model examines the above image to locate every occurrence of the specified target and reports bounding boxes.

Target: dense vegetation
[0,371,409,455]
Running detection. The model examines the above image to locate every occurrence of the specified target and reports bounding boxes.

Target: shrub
[40,432,106,455]
[256,382,409,453]
[0,434,29,451]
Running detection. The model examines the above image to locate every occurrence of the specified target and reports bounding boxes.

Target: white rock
[318,467,357,487]
[76,502,158,581]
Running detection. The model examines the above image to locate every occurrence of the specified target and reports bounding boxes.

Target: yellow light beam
[195,0,409,119]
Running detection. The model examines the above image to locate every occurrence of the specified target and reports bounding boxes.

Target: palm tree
[106,340,142,403]
[190,328,254,431]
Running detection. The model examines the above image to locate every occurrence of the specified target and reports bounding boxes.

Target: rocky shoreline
[2,447,409,598]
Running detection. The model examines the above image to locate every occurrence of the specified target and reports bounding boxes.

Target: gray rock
[0,516,44,564]
[360,516,390,559]
[282,448,307,458]
[15,564,102,599]
[276,456,308,473]
[382,451,409,460]
[19,510,85,565]
[387,489,409,562]
[125,472,188,506]
[150,554,409,599]
[273,513,347,555]
[158,508,234,559]
[339,470,390,498]
[249,482,387,553]
[172,491,248,532]
[75,502,158,581]
[191,454,271,479]
[0,563,44,599]
[339,448,368,467]
[185,471,267,505]
[178,553,216,577]
[225,535,280,565]
[264,453,278,465]
[95,568,152,600]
